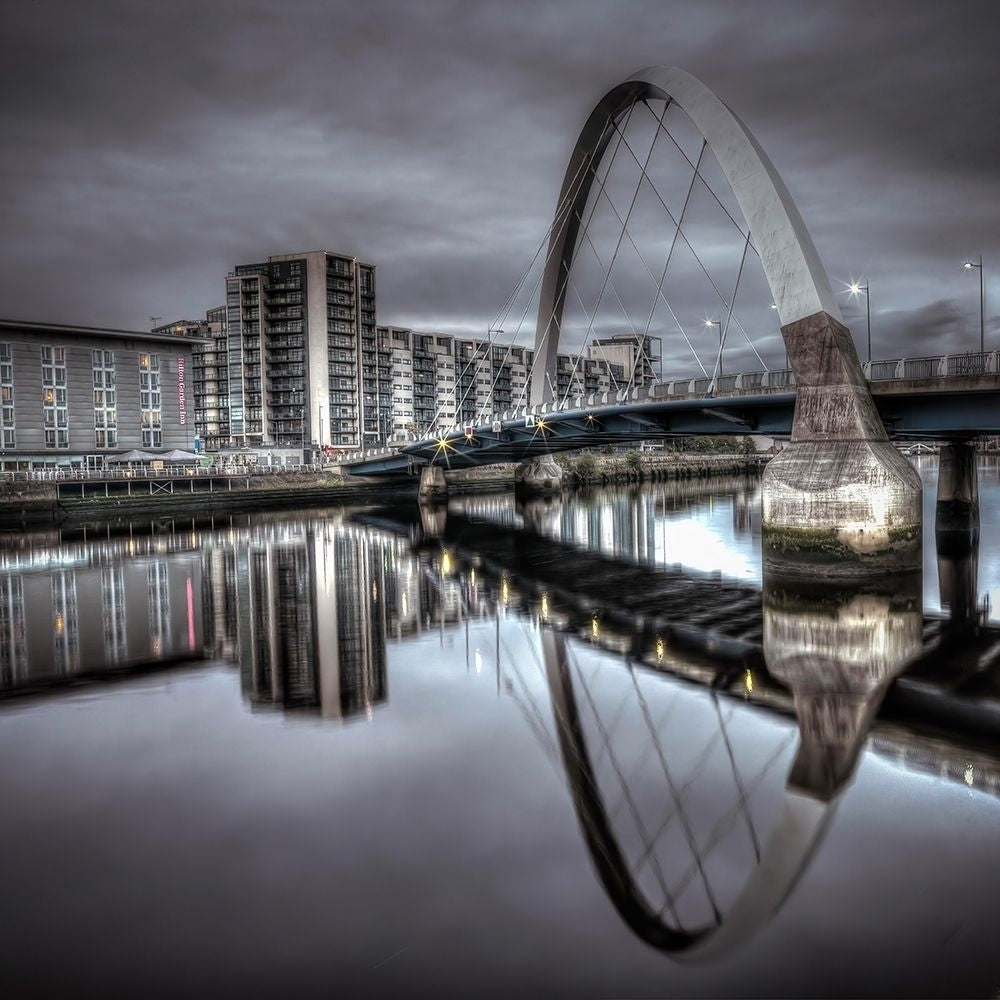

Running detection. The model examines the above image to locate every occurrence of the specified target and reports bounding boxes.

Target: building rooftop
[0,318,211,345]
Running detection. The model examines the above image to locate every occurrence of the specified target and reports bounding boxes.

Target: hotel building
[0,319,200,472]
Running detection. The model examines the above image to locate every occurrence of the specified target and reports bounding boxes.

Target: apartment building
[0,319,200,471]
[155,309,230,453]
[586,334,661,388]
[218,250,390,452]
[378,326,625,440]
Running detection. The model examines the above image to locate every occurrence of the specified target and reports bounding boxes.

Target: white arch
[530,66,840,405]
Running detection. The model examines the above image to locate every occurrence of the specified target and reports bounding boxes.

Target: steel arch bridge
[343,65,999,480]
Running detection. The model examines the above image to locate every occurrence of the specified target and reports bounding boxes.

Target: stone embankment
[0,452,765,525]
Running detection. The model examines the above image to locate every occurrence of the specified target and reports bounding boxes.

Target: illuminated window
[41,346,69,448]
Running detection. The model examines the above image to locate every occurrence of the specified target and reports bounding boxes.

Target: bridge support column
[515,455,563,496]
[762,311,922,579]
[418,464,448,501]
[936,441,979,538]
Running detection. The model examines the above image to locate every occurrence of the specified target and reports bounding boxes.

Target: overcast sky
[3,0,1000,372]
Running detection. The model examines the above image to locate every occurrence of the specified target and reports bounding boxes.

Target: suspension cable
[557,101,670,408]
[608,120,765,376]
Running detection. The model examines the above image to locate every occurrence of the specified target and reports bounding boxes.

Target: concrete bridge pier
[937,543,979,625]
[418,464,448,501]
[515,455,563,496]
[418,502,448,539]
[762,312,923,579]
[936,441,979,540]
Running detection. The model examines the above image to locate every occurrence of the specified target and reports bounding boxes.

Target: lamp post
[704,319,722,376]
[963,256,985,353]
[848,280,871,363]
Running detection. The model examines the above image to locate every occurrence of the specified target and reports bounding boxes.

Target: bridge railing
[345,352,1000,463]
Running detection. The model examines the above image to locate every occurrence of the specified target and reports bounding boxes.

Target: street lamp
[848,280,871,363]
[704,319,722,375]
[962,256,985,353]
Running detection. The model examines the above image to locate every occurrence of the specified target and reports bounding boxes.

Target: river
[0,458,998,998]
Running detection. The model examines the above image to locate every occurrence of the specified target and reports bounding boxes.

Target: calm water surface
[1,458,999,998]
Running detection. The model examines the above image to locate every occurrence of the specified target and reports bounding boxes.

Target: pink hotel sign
[177,356,187,426]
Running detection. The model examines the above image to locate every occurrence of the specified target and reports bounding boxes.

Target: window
[139,353,161,448]
[41,346,68,448]
[93,350,117,448]
[0,344,12,449]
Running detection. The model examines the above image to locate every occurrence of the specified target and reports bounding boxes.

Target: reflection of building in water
[51,570,79,674]
[205,521,391,721]
[101,565,127,665]
[0,552,202,692]
[147,561,171,658]
[0,575,26,685]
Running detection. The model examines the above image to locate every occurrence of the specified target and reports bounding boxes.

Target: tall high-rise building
[220,250,389,452]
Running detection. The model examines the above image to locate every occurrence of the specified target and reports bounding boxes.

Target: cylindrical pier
[418,464,448,501]
[936,441,979,537]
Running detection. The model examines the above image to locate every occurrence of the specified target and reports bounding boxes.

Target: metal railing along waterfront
[0,464,331,484]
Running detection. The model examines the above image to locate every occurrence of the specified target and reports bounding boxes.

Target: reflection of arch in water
[543,628,832,958]
[543,570,923,958]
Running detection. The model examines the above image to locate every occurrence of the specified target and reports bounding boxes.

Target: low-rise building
[0,319,201,472]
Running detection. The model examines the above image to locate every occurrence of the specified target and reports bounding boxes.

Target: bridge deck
[344,367,1000,477]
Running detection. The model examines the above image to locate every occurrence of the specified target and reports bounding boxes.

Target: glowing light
[655,637,665,663]
[541,592,550,622]
[371,582,378,601]
[965,763,975,787]
[55,612,64,634]
[591,616,600,639]
[401,593,409,617]
[745,669,754,695]
[501,579,509,606]
[440,550,452,575]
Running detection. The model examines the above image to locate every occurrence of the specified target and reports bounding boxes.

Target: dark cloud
[1,0,999,368]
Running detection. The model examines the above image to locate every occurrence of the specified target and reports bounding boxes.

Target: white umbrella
[107,449,156,463]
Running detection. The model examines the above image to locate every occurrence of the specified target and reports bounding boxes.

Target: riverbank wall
[0,453,766,526]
